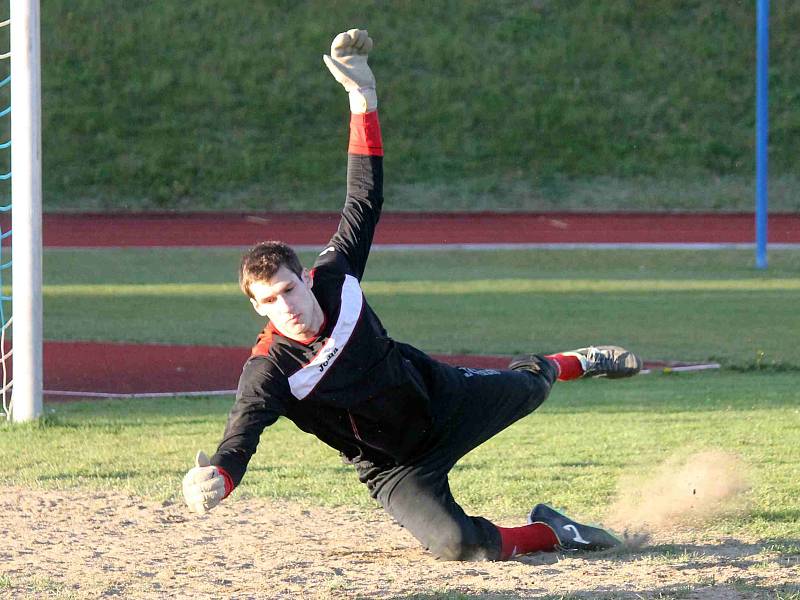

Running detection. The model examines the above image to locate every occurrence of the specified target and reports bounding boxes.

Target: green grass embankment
[6,1,798,211]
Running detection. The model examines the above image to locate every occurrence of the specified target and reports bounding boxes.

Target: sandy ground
[1,486,798,600]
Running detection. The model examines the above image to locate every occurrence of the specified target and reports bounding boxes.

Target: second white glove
[323,28,377,113]
[182,450,226,514]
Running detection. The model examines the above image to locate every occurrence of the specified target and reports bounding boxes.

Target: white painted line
[44,389,237,399]
[46,243,800,252]
[362,243,800,251]
[640,363,721,375]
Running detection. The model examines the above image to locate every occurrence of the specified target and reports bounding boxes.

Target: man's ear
[250,297,269,317]
[301,268,312,287]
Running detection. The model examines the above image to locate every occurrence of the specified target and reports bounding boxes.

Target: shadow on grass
[375,582,800,599]
[751,508,800,523]
[36,470,140,482]
[614,537,799,564]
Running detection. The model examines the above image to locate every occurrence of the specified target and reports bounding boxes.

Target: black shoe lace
[587,348,612,374]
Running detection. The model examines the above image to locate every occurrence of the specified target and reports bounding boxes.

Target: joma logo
[318,347,339,372]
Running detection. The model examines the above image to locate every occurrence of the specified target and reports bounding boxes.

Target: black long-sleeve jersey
[211,112,445,487]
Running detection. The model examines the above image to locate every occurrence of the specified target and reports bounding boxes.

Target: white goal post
[8,0,43,422]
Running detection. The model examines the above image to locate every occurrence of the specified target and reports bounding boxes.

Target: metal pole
[755,0,769,269]
[10,0,43,421]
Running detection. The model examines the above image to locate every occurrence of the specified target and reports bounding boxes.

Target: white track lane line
[44,389,238,399]
[46,243,800,251]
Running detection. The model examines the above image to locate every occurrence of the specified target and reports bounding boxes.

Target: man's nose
[277,295,294,314]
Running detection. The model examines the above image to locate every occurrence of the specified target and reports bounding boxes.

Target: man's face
[249,266,321,340]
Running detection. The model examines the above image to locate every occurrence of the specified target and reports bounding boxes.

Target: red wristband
[348,110,384,156]
[216,466,235,498]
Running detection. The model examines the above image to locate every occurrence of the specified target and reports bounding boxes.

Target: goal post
[8,0,43,422]
[754,0,769,269]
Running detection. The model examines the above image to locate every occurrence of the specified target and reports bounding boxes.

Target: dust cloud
[605,450,751,540]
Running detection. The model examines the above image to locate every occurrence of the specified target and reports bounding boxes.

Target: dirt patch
[1,487,797,599]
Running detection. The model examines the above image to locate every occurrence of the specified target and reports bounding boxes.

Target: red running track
[2,211,798,247]
[39,342,509,396]
[38,342,689,398]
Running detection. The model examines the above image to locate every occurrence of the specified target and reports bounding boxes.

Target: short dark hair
[239,241,303,298]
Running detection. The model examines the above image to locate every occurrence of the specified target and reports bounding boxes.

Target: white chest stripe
[288,275,363,400]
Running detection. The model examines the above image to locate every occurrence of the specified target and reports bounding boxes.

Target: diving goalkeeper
[182,29,642,561]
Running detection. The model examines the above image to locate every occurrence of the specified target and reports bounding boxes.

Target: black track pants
[355,354,558,561]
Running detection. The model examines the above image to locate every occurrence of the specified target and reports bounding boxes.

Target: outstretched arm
[182,359,288,514]
[321,29,384,281]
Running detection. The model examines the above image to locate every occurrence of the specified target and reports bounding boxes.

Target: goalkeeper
[183,29,642,561]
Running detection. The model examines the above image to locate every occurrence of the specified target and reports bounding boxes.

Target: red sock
[545,354,585,381]
[496,523,559,559]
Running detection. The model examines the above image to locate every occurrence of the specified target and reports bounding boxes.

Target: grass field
[40,247,800,369]
[4,2,798,211]
[2,246,799,597]
[3,371,798,544]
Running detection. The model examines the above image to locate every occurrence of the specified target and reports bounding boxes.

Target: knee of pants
[509,354,557,400]
[425,520,495,562]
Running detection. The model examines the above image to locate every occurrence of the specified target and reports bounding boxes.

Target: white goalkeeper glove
[323,28,377,114]
[182,450,226,514]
